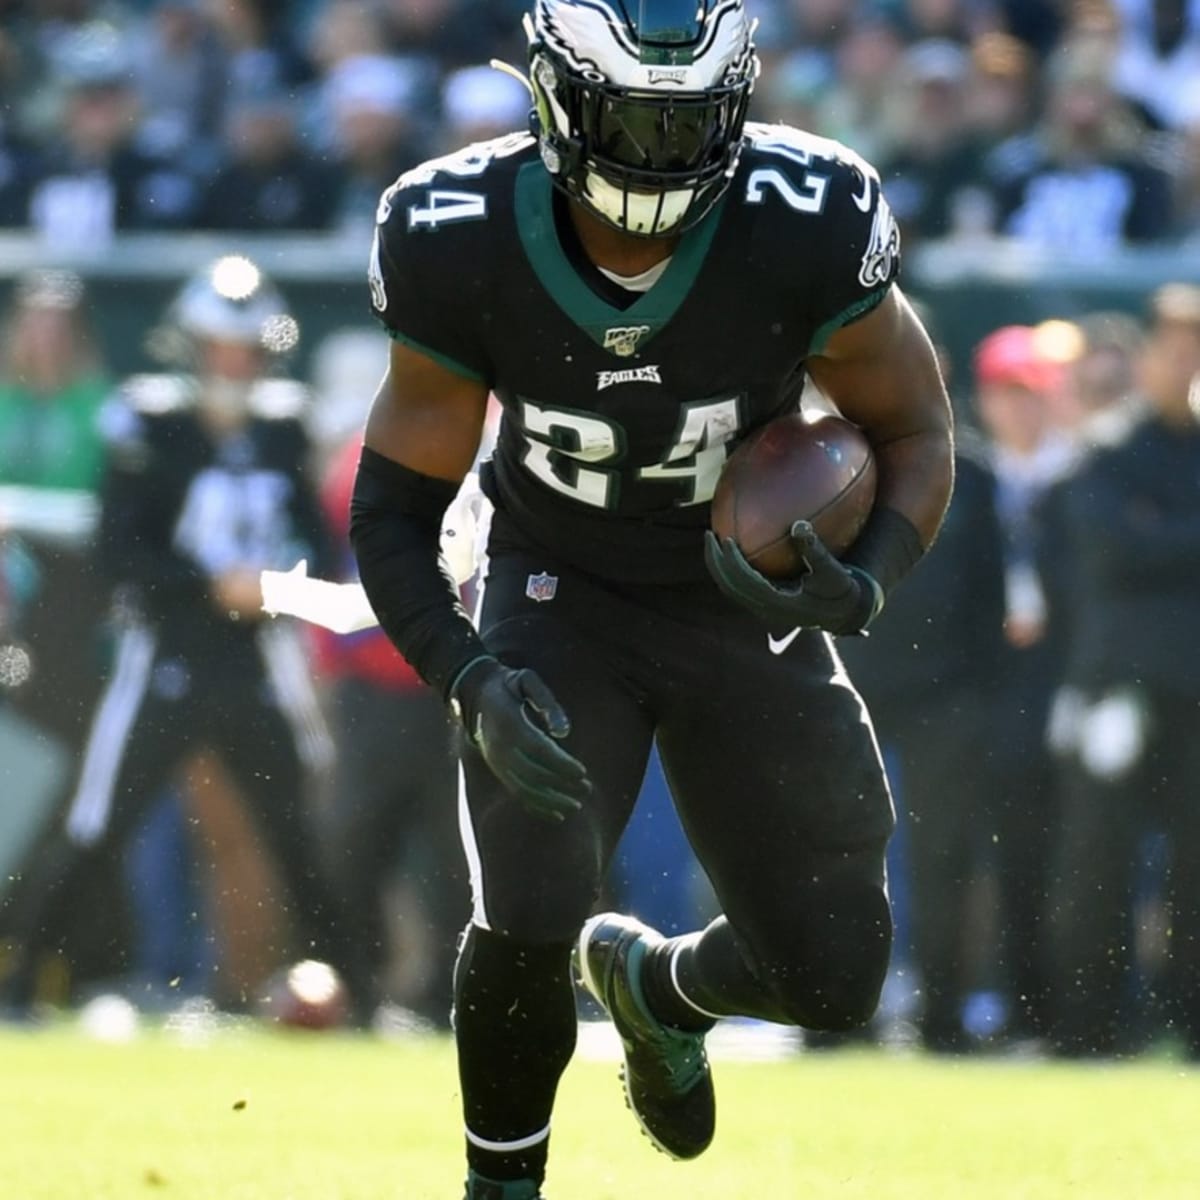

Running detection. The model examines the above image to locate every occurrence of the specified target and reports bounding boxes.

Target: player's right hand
[451,657,592,821]
[704,522,882,636]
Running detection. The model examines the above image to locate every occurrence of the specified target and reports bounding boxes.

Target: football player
[0,258,370,1019]
[350,2,954,1197]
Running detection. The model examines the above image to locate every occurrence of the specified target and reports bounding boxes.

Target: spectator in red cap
[975,324,1068,404]
[972,321,1079,1048]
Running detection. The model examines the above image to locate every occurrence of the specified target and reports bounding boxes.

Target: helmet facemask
[528,0,758,238]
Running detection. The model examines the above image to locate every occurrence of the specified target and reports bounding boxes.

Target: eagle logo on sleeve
[368,230,387,312]
[857,194,900,290]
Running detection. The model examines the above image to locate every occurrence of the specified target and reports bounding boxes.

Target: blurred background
[1,0,1199,1061]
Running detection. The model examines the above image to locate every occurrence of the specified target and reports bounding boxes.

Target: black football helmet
[527,0,759,237]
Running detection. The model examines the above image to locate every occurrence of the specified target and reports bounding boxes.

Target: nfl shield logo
[525,571,558,603]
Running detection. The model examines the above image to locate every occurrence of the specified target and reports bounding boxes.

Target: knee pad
[762,883,892,1031]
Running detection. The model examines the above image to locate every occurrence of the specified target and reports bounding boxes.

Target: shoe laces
[632,1017,709,1093]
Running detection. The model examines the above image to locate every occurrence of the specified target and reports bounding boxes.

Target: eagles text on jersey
[370,124,900,583]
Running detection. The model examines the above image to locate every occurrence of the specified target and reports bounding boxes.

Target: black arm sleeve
[349,446,489,699]
[844,507,926,596]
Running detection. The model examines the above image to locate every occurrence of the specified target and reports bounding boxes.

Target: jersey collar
[514,162,726,358]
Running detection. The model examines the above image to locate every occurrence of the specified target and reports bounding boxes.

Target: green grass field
[4,1020,1197,1200]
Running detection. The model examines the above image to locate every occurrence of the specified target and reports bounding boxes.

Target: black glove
[705,520,884,636]
[450,657,592,821]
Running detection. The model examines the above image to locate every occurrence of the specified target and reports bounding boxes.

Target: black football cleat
[576,912,715,1160]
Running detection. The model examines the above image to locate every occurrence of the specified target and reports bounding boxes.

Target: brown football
[711,413,877,578]
[255,959,351,1031]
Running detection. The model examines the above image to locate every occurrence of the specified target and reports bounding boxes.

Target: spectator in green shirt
[0,270,111,492]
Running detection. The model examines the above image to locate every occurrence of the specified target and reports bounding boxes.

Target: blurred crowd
[840,288,1200,1060]
[2,0,1200,245]
[1,0,1200,1061]
[2,251,1198,1060]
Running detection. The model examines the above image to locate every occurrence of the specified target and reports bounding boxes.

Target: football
[255,959,351,1031]
[711,413,877,578]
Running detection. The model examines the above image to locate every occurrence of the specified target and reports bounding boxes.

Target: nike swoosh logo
[767,628,801,655]
[851,171,873,213]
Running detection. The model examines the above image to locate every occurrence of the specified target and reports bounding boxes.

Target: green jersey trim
[514,162,726,357]
[806,287,890,357]
[386,327,487,383]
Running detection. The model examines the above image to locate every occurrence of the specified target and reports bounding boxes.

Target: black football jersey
[370,124,900,583]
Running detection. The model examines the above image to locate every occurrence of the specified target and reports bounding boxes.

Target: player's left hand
[452,657,593,822]
[704,520,883,636]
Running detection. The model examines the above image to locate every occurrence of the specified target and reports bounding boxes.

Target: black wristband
[349,447,488,698]
[843,507,925,597]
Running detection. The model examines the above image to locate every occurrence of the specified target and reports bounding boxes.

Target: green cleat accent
[575,912,715,1160]
[463,1172,543,1200]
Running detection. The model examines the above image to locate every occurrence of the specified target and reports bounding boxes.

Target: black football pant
[454,525,894,1167]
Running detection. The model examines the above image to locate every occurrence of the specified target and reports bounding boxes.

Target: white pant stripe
[458,764,489,930]
[464,1122,551,1153]
[64,624,158,847]
[456,539,492,929]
